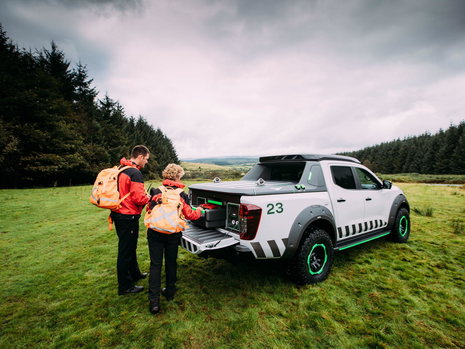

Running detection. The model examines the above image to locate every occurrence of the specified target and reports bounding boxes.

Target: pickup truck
[182,154,410,284]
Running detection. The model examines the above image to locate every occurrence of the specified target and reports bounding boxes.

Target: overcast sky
[1,0,465,159]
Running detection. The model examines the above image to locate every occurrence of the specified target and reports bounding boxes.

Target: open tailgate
[181,225,238,255]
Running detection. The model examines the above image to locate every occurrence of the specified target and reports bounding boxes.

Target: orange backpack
[89,165,132,210]
[144,186,188,234]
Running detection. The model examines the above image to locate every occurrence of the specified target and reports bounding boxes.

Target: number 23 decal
[267,202,284,214]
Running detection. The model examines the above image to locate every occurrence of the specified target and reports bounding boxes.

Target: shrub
[412,207,434,217]
[450,219,464,235]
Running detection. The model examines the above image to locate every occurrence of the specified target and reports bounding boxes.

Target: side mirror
[383,180,392,189]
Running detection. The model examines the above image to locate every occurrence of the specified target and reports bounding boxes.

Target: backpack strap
[116,165,134,204]
[173,188,184,195]
[108,215,113,231]
[117,165,133,172]
[173,187,185,217]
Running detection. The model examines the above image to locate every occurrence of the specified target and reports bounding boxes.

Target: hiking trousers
[147,229,181,301]
[111,212,142,292]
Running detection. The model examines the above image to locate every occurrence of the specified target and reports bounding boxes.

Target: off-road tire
[289,228,334,285]
[390,207,410,243]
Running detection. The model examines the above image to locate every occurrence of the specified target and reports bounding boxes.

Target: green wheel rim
[399,216,409,237]
[307,243,328,275]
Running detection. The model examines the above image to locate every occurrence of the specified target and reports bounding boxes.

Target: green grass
[181,162,250,180]
[379,173,465,184]
[0,182,464,348]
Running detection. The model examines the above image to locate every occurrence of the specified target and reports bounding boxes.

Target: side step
[181,225,238,255]
[335,229,391,251]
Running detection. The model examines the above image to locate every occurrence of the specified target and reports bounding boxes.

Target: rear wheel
[390,207,410,243]
[289,228,334,285]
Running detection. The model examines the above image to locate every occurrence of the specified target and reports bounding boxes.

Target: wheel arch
[282,205,337,259]
[387,194,410,230]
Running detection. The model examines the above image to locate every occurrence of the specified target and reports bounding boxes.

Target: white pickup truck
[182,154,410,284]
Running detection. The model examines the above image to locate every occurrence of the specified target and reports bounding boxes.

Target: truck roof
[259,154,361,164]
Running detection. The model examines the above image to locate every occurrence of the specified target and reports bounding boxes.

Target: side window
[331,166,356,190]
[307,165,325,187]
[355,168,381,190]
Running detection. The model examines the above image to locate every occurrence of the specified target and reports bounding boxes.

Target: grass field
[0,181,464,348]
[379,173,465,184]
[181,162,250,180]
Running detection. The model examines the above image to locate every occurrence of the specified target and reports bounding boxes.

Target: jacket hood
[162,179,185,189]
[120,157,140,169]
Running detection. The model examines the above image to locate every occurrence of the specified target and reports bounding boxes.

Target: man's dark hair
[131,145,150,158]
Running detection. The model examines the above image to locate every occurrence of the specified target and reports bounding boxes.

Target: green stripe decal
[338,232,391,251]
[207,200,223,206]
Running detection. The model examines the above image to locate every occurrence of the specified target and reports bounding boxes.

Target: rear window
[242,162,305,183]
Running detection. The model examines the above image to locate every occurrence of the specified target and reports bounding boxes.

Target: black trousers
[111,212,142,292]
[147,229,181,301]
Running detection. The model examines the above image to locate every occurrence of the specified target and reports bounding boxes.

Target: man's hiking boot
[149,299,160,314]
[119,285,144,295]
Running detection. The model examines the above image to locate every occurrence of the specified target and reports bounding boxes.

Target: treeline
[341,122,465,174]
[0,25,179,188]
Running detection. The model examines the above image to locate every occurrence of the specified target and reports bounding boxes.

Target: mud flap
[181,225,238,255]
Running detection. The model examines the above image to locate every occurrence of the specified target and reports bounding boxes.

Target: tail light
[239,203,262,240]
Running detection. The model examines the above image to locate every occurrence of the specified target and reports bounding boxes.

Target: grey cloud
[1,0,143,11]
[201,0,465,69]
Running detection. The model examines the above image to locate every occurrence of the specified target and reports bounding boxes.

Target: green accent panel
[399,216,408,236]
[307,243,328,275]
[207,200,223,206]
[339,232,391,251]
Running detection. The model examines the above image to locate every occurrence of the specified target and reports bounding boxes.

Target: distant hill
[182,156,258,167]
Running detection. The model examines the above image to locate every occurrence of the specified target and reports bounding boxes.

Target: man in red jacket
[111,145,151,295]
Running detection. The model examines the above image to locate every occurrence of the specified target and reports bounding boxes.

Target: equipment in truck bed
[192,203,226,228]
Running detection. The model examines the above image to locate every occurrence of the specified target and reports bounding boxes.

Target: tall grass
[412,206,434,217]
[0,182,464,348]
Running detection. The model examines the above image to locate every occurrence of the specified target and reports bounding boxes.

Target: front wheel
[289,228,334,285]
[390,207,410,243]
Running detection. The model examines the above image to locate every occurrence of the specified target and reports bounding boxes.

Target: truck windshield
[242,162,305,183]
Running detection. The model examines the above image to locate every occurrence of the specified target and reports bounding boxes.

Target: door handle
[337,198,346,202]
[365,197,372,201]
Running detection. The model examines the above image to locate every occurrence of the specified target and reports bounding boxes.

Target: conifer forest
[0,24,179,188]
[341,122,465,174]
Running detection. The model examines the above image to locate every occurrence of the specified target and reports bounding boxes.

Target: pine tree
[450,122,465,174]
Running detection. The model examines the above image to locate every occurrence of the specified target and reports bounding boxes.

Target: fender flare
[282,205,336,259]
[387,194,410,229]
